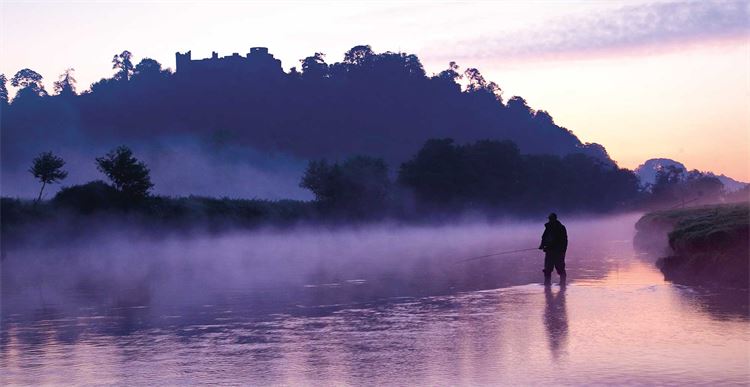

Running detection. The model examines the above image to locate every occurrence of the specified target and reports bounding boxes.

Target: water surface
[2,215,748,385]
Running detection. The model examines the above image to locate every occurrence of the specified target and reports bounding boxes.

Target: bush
[53,180,124,213]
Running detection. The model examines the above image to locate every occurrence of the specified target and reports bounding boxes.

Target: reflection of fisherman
[539,213,568,283]
[544,282,568,359]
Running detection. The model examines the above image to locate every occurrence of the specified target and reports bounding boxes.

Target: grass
[637,203,748,252]
[636,202,749,286]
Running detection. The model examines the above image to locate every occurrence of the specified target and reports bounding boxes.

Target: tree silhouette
[10,68,43,88]
[29,151,68,202]
[371,51,425,77]
[95,146,154,198]
[134,58,169,79]
[300,52,329,79]
[300,156,390,217]
[0,74,7,105]
[652,165,684,203]
[343,45,375,66]
[685,170,724,202]
[399,138,639,212]
[464,68,486,90]
[464,67,501,100]
[53,68,77,96]
[437,61,462,82]
[10,68,47,100]
[300,159,343,207]
[648,166,725,206]
[112,50,134,81]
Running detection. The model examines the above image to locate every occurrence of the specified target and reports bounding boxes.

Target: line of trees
[300,138,642,217]
[28,146,153,206]
[20,137,733,221]
[0,50,169,105]
[645,165,725,207]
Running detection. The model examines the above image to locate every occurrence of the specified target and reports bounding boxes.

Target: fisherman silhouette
[539,213,568,284]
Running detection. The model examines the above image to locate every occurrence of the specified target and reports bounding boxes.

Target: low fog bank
[1,138,310,200]
[1,214,641,320]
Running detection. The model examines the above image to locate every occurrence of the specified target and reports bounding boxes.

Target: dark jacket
[540,220,568,253]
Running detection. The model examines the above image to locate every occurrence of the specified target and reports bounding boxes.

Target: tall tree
[53,68,77,96]
[464,67,501,100]
[112,50,135,81]
[463,68,486,91]
[96,146,154,198]
[29,151,68,202]
[11,68,47,100]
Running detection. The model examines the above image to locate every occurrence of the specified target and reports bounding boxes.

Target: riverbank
[635,203,749,286]
[0,195,315,253]
[0,190,621,253]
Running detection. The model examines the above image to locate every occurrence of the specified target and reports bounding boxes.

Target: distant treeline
[4,136,730,225]
[1,45,612,171]
[304,138,641,216]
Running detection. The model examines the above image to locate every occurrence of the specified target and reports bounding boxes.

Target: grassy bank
[635,203,749,286]
[0,196,315,253]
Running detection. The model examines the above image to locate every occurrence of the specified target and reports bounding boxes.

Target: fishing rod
[455,247,539,264]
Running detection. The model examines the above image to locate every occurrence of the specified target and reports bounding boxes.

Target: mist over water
[2,214,748,385]
[2,214,633,313]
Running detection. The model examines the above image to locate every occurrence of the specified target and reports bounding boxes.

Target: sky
[1,0,749,180]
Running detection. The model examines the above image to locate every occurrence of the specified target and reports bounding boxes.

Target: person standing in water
[539,213,568,283]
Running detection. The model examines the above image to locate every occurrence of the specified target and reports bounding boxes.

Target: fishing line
[455,247,539,264]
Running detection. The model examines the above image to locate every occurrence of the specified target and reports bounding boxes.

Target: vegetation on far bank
[636,203,749,249]
[635,203,749,286]
[2,133,743,251]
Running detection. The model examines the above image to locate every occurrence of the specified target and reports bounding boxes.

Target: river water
[1,215,748,385]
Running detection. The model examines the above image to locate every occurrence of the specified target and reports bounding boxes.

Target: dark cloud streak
[441,1,749,60]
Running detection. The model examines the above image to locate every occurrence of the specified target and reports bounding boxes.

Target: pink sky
[2,0,748,180]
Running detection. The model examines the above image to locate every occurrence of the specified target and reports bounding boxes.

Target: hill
[2,45,612,198]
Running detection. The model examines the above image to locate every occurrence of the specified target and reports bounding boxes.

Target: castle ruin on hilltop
[175,47,283,75]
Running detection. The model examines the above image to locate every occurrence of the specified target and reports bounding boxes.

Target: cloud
[440,0,750,60]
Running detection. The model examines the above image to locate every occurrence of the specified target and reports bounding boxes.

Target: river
[1,214,748,385]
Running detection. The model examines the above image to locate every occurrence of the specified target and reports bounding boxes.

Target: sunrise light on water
[1,1,748,385]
